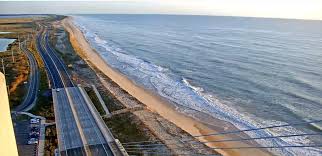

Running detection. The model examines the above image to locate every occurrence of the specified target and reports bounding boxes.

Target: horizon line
[0,13,321,22]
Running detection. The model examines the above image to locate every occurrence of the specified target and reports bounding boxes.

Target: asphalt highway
[14,41,39,111]
[53,87,113,156]
[36,30,64,88]
[36,25,117,156]
[36,28,74,88]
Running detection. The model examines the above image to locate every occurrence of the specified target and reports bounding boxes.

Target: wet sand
[62,16,272,156]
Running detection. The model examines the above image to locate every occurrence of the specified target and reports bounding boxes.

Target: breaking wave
[73,17,322,156]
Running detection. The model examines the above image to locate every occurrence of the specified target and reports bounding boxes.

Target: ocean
[73,14,322,156]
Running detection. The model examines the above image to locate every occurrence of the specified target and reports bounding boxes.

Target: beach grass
[51,21,159,153]
[104,112,152,144]
[85,87,106,115]
[29,68,54,119]
[0,40,29,108]
[0,15,58,156]
[0,16,39,109]
[44,125,58,156]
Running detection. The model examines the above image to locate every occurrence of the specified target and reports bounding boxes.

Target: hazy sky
[1,0,322,20]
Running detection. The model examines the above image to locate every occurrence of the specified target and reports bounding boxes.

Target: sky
[0,0,322,20]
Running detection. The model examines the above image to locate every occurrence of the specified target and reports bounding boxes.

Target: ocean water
[73,14,322,156]
[0,38,14,51]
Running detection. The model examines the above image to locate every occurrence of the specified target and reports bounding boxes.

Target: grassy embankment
[50,22,124,114]
[0,41,29,108]
[28,17,59,156]
[28,39,57,155]
[84,87,106,115]
[0,19,34,108]
[0,16,58,156]
[52,20,154,151]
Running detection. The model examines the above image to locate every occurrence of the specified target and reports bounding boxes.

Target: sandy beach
[62,17,272,156]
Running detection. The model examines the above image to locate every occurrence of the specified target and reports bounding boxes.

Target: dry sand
[62,17,272,156]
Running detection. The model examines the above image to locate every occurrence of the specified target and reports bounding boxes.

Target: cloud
[0,0,321,20]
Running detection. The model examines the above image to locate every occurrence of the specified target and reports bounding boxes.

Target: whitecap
[72,17,322,156]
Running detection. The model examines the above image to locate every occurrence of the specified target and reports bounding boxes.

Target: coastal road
[36,29,73,88]
[53,87,114,156]
[36,24,120,156]
[14,41,39,111]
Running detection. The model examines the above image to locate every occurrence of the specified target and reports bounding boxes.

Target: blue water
[73,14,322,156]
[0,38,14,51]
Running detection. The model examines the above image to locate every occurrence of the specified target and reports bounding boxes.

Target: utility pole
[18,34,21,53]
[1,58,5,76]
[11,49,15,63]
[27,34,31,43]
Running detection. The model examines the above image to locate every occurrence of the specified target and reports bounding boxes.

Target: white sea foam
[310,123,322,131]
[181,78,321,156]
[73,17,322,156]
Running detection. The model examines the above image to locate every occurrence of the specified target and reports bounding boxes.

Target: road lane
[53,87,114,156]
[36,32,63,88]
[54,89,87,156]
[14,41,39,111]
[37,24,119,156]
[68,87,112,155]
[44,32,74,87]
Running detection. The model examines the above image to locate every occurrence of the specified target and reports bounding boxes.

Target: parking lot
[12,114,41,156]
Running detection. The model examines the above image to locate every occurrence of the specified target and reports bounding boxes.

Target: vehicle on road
[56,88,61,92]
[27,138,38,145]
[30,131,40,135]
[30,118,40,124]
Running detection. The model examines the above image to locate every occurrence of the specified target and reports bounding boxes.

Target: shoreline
[62,16,272,156]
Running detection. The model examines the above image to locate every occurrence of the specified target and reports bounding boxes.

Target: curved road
[14,41,39,112]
